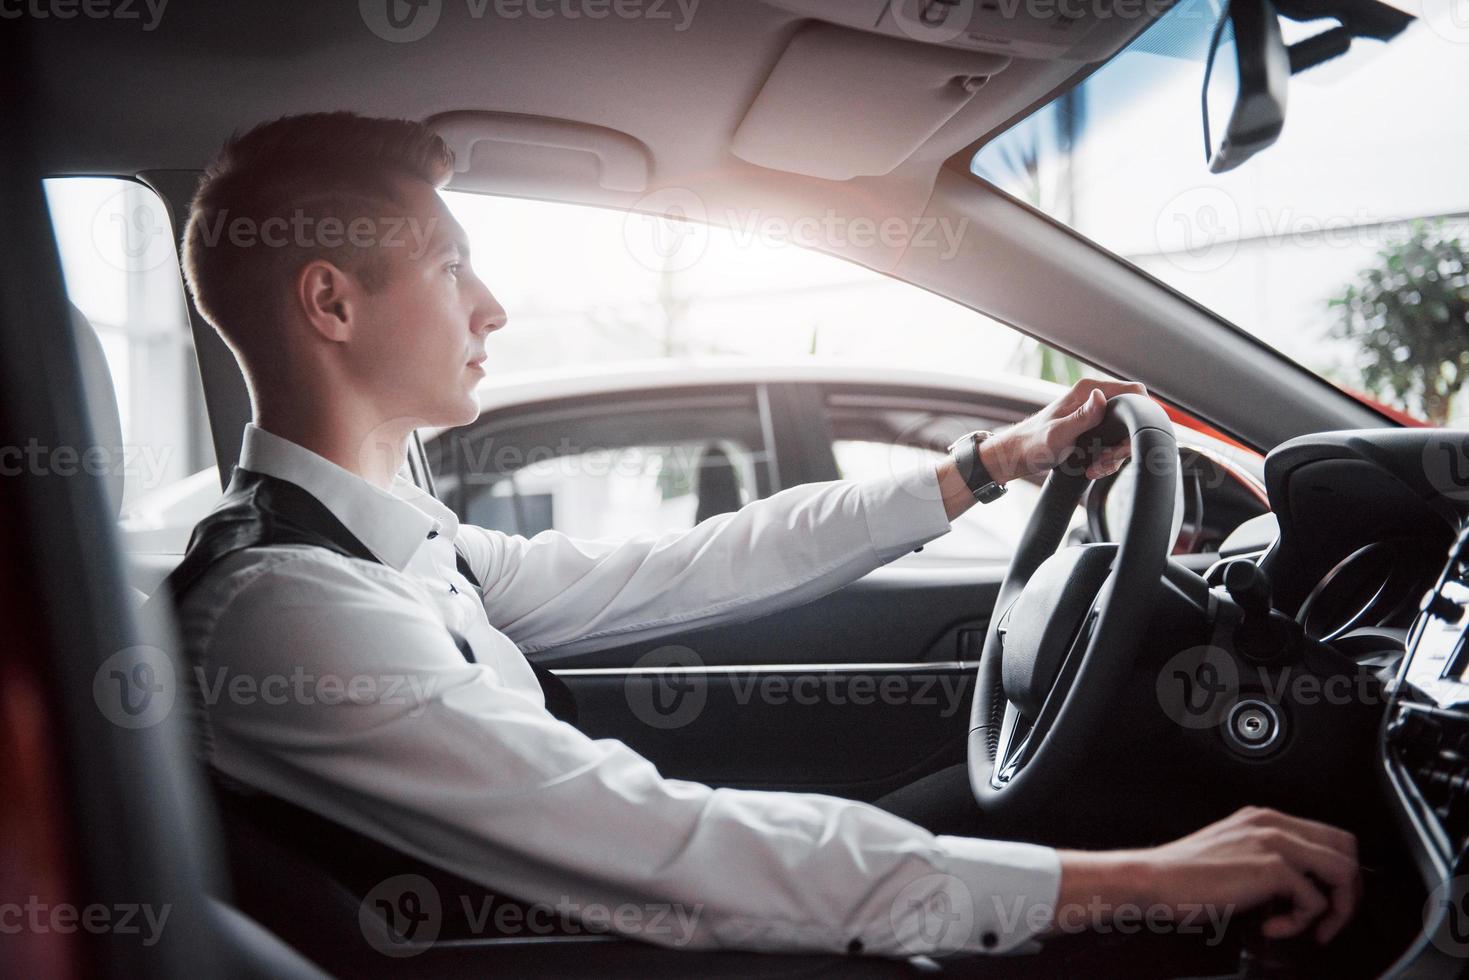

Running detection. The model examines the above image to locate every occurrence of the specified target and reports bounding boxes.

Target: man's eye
[445,263,462,279]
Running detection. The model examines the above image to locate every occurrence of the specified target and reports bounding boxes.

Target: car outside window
[432,391,771,540]
[825,393,1087,564]
[43,178,219,571]
[435,191,1104,555]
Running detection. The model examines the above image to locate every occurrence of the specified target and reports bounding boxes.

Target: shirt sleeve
[456,465,953,654]
[193,550,1062,958]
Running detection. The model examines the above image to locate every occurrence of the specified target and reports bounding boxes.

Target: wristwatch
[947,431,1008,504]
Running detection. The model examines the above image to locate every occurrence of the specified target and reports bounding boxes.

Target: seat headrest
[694,445,742,524]
[69,302,125,520]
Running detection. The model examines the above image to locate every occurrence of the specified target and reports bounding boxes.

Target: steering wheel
[968,394,1178,816]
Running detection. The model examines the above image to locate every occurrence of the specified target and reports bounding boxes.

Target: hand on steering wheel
[978,378,1150,487]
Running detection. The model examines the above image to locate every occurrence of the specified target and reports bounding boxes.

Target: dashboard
[1258,429,1469,977]
[1087,444,1271,556]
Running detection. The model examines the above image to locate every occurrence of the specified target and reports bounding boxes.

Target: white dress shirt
[176,423,1061,958]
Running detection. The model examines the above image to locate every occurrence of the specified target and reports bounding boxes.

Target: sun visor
[429,111,652,194]
[730,23,1008,181]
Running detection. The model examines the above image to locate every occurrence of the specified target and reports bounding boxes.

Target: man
[173,111,1360,961]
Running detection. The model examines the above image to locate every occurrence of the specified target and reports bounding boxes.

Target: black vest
[156,466,577,725]
[151,468,585,944]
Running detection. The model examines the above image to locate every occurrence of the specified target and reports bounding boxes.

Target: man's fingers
[1069,379,1147,405]
[1266,833,1360,944]
[1090,380,1147,400]
[1083,442,1132,480]
[1084,452,1125,480]
[1071,387,1106,422]
[1260,861,1330,939]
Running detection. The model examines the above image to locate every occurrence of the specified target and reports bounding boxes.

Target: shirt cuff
[932,836,1062,955]
[857,463,952,563]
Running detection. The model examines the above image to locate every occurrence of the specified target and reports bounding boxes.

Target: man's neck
[253,410,411,490]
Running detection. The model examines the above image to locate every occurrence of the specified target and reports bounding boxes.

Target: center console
[1380,524,1469,975]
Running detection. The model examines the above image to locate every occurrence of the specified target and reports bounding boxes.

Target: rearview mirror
[1202,0,1290,174]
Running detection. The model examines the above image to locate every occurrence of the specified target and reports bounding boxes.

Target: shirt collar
[237,423,459,571]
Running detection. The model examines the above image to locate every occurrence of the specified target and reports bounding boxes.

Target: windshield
[971,0,1469,426]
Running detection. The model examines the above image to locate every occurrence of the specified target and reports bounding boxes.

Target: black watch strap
[948,431,1008,504]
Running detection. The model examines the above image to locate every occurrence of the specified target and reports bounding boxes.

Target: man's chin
[409,387,482,430]
[449,392,482,427]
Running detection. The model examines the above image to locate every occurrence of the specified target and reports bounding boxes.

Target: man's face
[343,176,505,429]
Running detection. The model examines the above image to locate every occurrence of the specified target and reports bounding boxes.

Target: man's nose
[473,286,508,337]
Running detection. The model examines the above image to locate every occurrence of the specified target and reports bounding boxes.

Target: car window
[432,391,771,540]
[824,393,1085,565]
[441,190,1093,386]
[970,3,1469,425]
[43,178,220,561]
[437,191,1109,554]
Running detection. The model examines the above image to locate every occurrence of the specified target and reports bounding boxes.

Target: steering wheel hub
[1001,544,1117,718]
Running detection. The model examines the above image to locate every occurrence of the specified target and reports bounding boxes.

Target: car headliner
[21,0,1394,452]
[30,1,1141,193]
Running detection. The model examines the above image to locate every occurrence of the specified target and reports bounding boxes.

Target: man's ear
[296,259,358,343]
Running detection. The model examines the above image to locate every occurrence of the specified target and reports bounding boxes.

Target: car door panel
[564,664,975,801]
[545,565,1004,797]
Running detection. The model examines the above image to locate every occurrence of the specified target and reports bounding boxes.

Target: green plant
[1329,221,1469,425]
